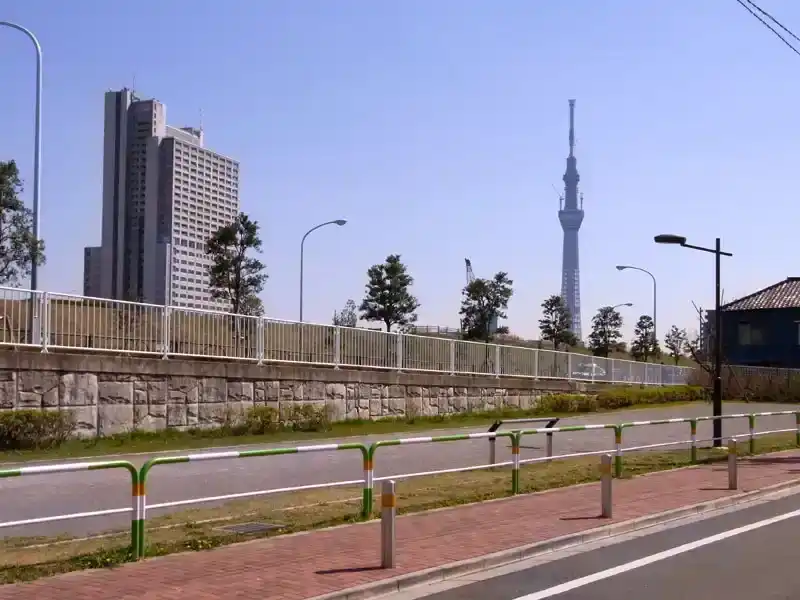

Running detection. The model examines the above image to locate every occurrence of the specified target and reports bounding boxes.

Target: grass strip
[0,399,702,464]
[1,431,796,584]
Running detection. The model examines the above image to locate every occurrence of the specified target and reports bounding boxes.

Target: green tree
[664,325,687,365]
[206,212,267,315]
[359,254,420,332]
[333,299,358,327]
[539,294,578,350]
[0,161,45,286]
[587,306,623,358]
[460,272,513,342]
[630,315,660,362]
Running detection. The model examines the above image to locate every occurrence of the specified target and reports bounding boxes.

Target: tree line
[328,254,698,365]
[0,162,701,368]
[333,253,514,342]
[199,209,705,367]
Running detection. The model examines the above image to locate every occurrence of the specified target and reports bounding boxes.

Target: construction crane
[463,257,498,334]
[465,258,475,286]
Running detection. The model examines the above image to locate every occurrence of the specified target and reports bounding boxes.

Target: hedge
[0,411,76,451]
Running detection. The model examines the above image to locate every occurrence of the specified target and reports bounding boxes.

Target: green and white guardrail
[2,409,800,561]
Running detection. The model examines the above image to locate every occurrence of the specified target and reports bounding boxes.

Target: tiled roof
[722,277,800,311]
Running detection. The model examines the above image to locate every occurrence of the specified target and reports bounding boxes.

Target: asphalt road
[419,480,800,599]
[0,401,793,539]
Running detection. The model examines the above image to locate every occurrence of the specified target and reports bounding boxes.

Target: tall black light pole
[654,234,732,447]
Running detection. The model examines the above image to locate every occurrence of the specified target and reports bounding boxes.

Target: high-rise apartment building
[84,88,240,310]
[83,246,102,297]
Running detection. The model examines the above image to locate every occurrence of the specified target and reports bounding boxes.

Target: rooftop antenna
[199,107,204,133]
[568,99,576,158]
[131,74,136,95]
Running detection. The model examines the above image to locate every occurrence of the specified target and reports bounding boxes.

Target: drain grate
[217,522,283,536]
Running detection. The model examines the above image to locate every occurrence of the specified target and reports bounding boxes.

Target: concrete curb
[308,477,800,600]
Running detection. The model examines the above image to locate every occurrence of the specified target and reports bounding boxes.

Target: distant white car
[571,362,606,378]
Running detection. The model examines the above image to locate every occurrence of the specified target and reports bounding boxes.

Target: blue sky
[0,0,797,342]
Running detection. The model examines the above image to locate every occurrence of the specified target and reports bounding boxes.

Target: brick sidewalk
[3,453,800,600]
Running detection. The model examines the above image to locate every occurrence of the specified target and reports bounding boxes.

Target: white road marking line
[513,505,800,599]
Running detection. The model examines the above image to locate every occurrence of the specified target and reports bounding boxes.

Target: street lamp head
[622,302,633,307]
[334,219,347,226]
[615,265,629,271]
[654,234,687,245]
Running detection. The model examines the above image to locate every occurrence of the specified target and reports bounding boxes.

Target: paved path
[0,402,792,538]
[419,480,800,599]
[2,449,800,599]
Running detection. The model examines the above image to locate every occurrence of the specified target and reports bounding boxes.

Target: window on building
[738,322,764,346]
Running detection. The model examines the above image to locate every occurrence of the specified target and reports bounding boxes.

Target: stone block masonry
[0,352,607,437]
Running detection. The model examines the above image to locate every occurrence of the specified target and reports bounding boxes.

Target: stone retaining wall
[0,351,609,437]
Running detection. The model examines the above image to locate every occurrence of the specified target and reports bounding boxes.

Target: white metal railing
[0,286,693,385]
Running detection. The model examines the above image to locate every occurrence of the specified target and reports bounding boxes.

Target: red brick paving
[3,453,800,600]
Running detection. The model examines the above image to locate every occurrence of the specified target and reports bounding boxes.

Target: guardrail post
[333,326,341,369]
[449,340,456,375]
[381,480,396,569]
[511,433,521,494]
[728,438,738,490]
[748,414,756,454]
[600,454,612,518]
[614,426,623,477]
[690,419,697,463]
[546,431,554,458]
[796,412,800,447]
[362,448,374,519]
[132,474,144,559]
[489,435,496,466]
[395,333,403,371]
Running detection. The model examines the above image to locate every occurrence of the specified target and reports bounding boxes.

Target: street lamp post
[654,234,732,447]
[299,219,347,323]
[1,21,43,346]
[616,265,657,343]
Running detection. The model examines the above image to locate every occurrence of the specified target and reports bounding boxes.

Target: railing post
[795,412,800,447]
[132,473,144,559]
[600,454,613,518]
[748,414,756,454]
[256,317,265,365]
[362,449,374,519]
[333,325,341,369]
[161,306,170,359]
[381,480,396,569]
[511,433,521,494]
[494,344,501,378]
[690,419,697,463]
[533,348,540,379]
[395,333,403,372]
[567,352,574,381]
[449,339,455,375]
[728,438,738,490]
[614,426,623,477]
[40,291,49,352]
